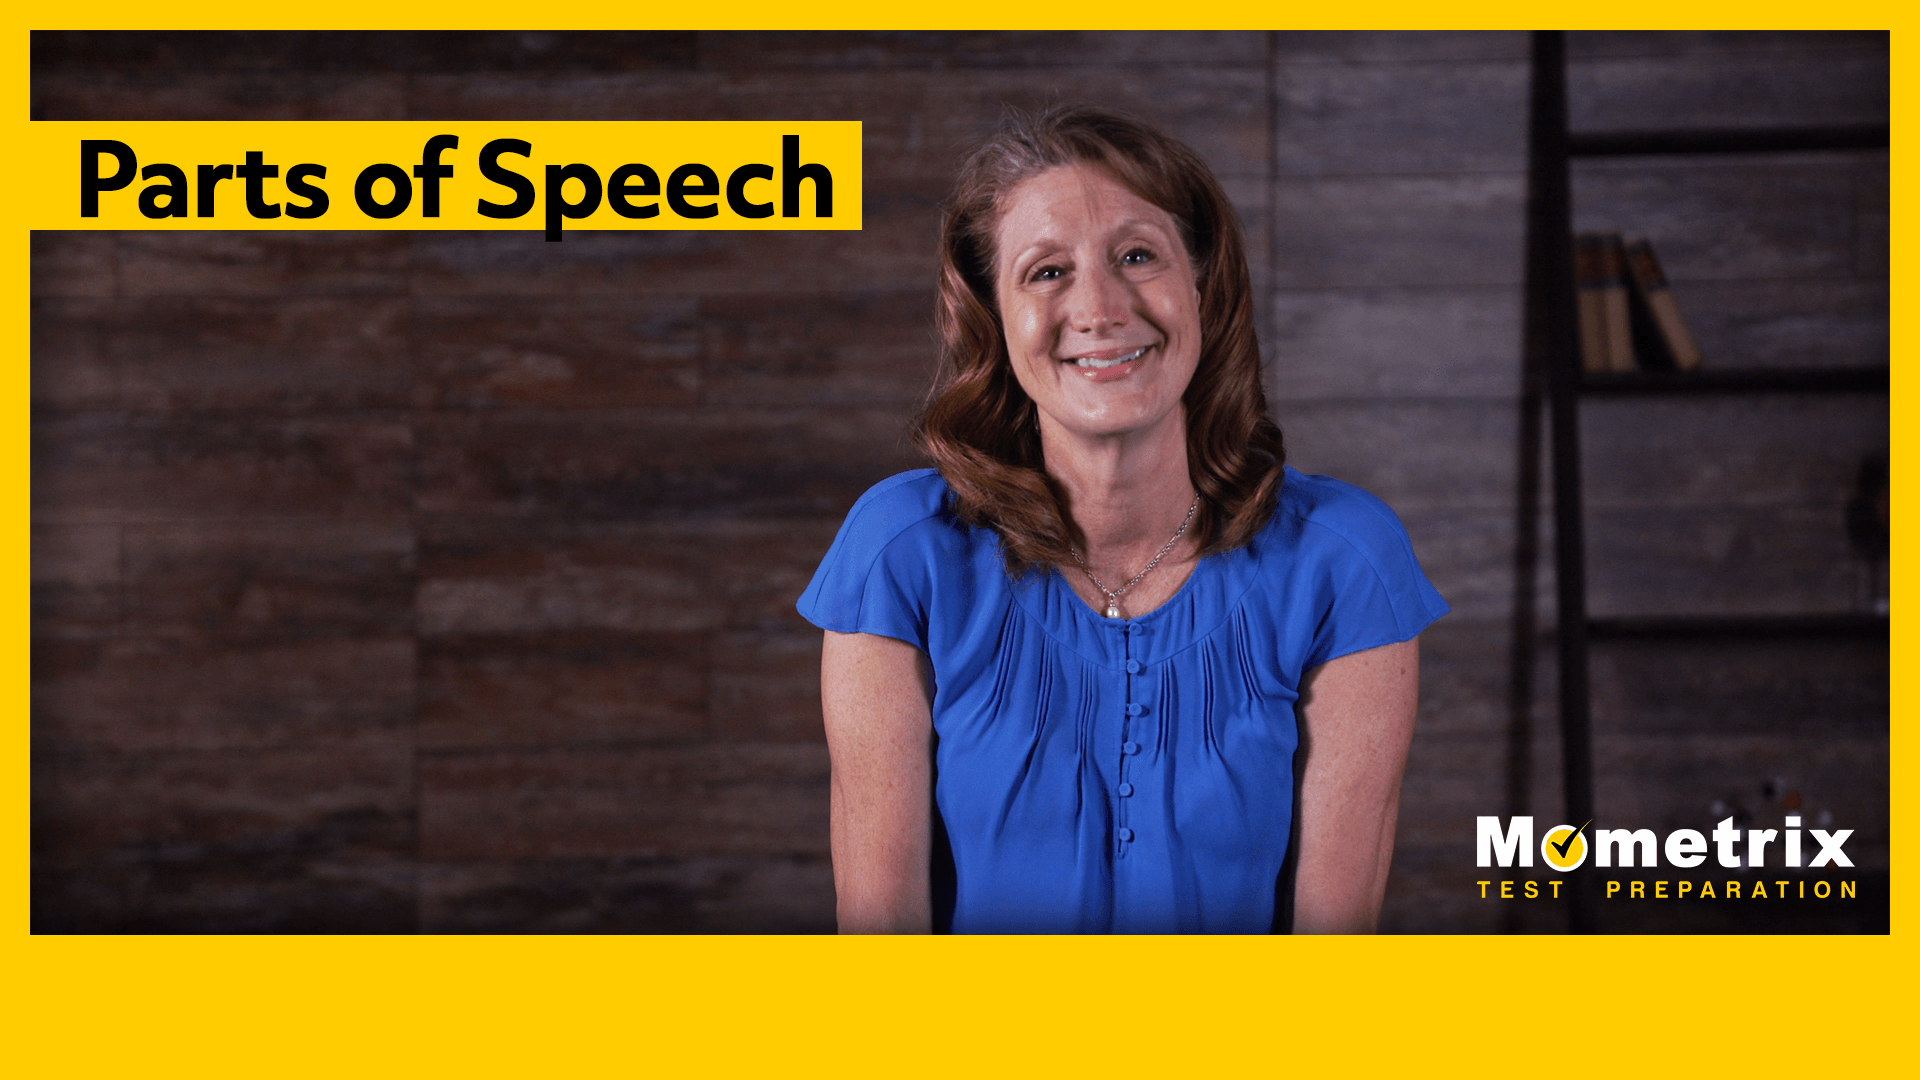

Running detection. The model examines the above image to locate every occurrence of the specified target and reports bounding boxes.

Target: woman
[798,106,1447,933]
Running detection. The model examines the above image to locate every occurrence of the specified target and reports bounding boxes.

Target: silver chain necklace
[1069,492,1200,619]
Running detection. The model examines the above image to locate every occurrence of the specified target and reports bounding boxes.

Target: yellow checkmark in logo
[1541,821,1590,870]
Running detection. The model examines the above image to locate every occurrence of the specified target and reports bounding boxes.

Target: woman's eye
[1121,248,1155,266]
[1030,265,1064,282]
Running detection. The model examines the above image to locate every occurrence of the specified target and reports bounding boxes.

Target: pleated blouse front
[798,467,1447,933]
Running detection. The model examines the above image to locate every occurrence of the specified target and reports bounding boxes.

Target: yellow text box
[32,121,862,234]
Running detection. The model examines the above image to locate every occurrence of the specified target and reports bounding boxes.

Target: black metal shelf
[1568,123,1888,158]
[1587,613,1887,641]
[1521,33,1886,934]
[1580,366,1887,396]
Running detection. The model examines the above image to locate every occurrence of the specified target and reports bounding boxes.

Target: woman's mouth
[1071,345,1150,369]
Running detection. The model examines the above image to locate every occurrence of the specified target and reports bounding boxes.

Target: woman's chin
[1043,407,1185,446]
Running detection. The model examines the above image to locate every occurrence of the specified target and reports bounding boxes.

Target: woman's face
[992,163,1202,446]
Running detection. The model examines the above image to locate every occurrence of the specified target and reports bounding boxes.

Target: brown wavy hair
[915,104,1285,574]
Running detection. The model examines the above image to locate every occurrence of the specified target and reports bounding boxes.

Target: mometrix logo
[1476,816,1854,870]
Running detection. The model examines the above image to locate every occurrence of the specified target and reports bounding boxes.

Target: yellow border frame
[13,9,1910,1074]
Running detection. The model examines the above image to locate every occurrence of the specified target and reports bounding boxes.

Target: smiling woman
[994,165,1203,450]
[797,106,1448,933]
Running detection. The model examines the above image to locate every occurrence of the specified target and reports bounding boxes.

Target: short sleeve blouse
[798,467,1448,933]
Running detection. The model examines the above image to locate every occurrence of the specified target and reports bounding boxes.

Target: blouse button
[1125,703,1144,716]
[1117,783,1134,797]
[1125,660,1141,674]
[1122,741,1140,755]
[1117,828,1134,842]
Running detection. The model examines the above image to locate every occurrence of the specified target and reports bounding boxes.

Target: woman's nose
[1065,262,1130,333]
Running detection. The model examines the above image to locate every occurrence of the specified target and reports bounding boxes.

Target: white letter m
[1477,816,1533,867]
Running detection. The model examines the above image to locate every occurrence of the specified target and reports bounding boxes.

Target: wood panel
[32,413,414,524]
[406,68,1270,181]
[34,296,412,412]
[419,854,833,933]
[414,407,921,521]
[1668,279,1886,370]
[698,30,1266,71]
[1577,395,1885,508]
[418,632,709,749]
[1584,504,1867,617]
[1570,156,1882,283]
[1272,59,1528,177]
[1567,51,1887,132]
[1269,286,1522,400]
[1565,31,1886,61]
[1854,164,1888,278]
[34,638,415,751]
[32,745,416,932]
[31,523,122,639]
[30,232,115,297]
[709,629,826,743]
[1272,31,1528,64]
[412,295,703,411]
[1589,635,1886,736]
[1273,174,1526,289]
[1279,398,1519,511]
[417,744,830,861]
[416,517,839,636]
[32,72,407,120]
[31,29,701,74]
[114,230,412,297]
[121,519,415,639]
[698,290,938,408]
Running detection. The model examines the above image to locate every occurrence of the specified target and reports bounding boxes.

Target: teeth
[1074,346,1148,369]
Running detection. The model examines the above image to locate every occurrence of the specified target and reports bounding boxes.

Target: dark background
[30,30,1888,932]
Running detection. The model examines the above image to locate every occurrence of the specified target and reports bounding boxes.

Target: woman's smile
[1068,343,1151,369]
[1065,342,1158,385]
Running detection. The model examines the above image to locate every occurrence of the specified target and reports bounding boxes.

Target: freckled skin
[993,164,1203,450]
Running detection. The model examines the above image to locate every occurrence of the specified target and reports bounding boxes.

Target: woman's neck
[1040,410,1195,563]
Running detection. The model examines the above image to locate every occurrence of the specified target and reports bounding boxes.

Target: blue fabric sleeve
[1286,472,1450,670]
[795,470,949,652]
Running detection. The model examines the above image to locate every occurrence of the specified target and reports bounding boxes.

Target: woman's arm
[819,629,936,933]
[1290,638,1420,933]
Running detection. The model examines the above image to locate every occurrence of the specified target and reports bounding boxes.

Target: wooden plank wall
[30,31,1887,932]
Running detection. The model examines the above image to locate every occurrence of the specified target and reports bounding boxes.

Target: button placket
[1117,625,1142,854]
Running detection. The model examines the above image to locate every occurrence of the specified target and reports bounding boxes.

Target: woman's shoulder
[797,469,976,640]
[1267,466,1414,551]
[1247,467,1448,653]
[816,469,985,579]
[833,469,961,553]
[1259,466,1428,576]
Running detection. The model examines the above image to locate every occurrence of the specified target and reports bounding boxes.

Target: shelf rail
[1526,30,1600,934]
[1568,123,1888,158]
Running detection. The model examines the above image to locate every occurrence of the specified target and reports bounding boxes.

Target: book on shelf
[1573,232,1703,373]
[1573,233,1610,373]
[1622,237,1704,371]
[1573,232,1634,373]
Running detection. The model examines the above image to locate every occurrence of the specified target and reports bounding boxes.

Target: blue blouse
[797,467,1447,933]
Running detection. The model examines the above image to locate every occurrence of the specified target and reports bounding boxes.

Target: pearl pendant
[1105,599,1122,619]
